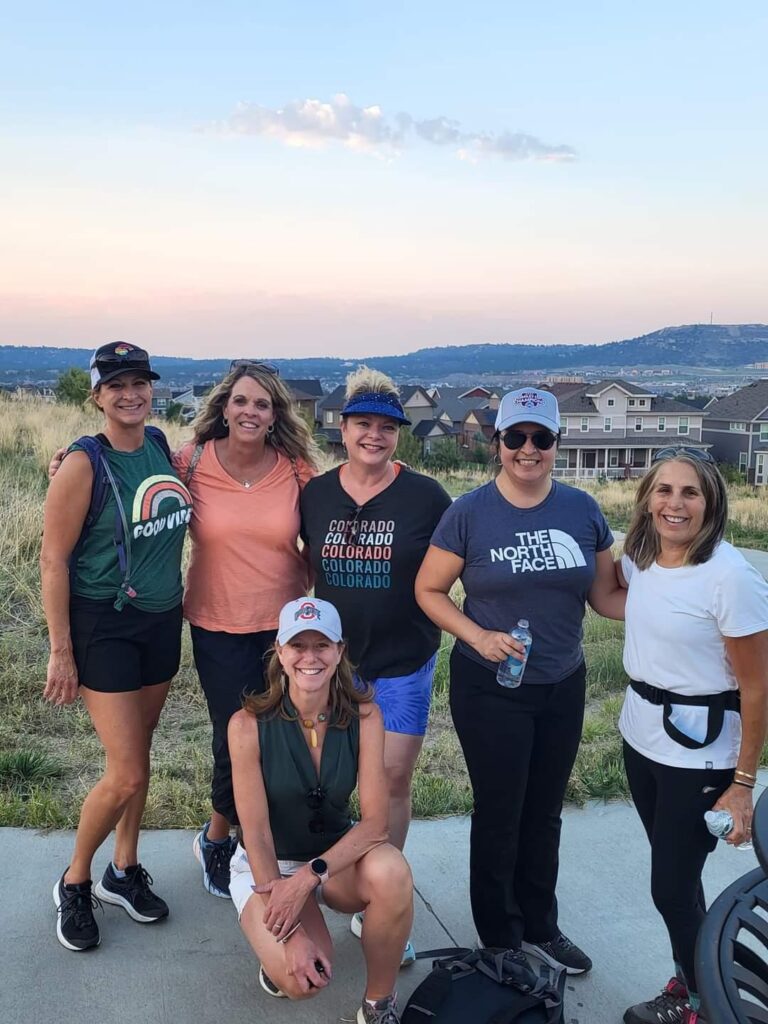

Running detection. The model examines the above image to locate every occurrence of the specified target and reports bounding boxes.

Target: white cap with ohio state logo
[277,598,343,645]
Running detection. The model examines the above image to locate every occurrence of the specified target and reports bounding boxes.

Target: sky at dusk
[2,1,767,359]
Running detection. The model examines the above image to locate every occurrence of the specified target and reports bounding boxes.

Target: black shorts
[70,597,183,693]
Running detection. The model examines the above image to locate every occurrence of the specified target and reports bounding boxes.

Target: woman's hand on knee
[284,931,332,995]
[254,871,317,941]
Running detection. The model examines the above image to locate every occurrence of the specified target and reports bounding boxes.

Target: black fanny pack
[630,679,740,750]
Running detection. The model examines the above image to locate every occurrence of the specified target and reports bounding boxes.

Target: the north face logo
[489,529,587,572]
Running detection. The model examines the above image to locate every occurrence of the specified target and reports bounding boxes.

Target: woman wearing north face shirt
[416,387,625,976]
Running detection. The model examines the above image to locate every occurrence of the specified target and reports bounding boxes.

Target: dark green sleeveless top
[258,698,359,861]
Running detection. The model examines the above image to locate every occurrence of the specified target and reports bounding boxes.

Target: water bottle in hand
[704,809,753,851]
[497,620,533,688]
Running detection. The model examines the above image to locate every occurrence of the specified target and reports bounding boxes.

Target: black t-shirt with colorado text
[301,467,452,680]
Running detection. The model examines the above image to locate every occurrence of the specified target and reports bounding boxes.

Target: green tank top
[70,434,192,612]
[258,698,360,861]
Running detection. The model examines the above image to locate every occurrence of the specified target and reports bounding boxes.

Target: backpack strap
[144,425,173,464]
[184,443,205,485]
[67,434,136,609]
[415,947,474,961]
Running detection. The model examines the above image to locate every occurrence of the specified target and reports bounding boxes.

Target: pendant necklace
[301,712,328,749]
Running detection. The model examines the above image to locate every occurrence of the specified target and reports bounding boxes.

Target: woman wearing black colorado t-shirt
[301,368,450,964]
[416,387,624,976]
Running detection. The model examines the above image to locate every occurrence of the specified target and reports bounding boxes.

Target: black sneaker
[52,872,101,951]
[193,822,236,898]
[623,978,690,1024]
[94,863,169,923]
[258,965,286,998]
[522,931,592,974]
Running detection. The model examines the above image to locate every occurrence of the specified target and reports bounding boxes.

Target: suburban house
[703,379,768,484]
[284,379,324,427]
[547,379,709,478]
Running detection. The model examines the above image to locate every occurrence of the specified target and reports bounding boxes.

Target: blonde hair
[243,644,373,728]
[345,365,400,401]
[624,454,728,569]
[191,365,319,468]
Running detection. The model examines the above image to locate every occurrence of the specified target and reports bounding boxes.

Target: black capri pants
[190,625,276,825]
[623,739,734,994]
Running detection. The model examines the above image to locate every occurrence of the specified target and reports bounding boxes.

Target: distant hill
[2,324,767,385]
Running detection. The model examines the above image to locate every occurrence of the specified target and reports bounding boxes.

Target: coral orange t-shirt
[174,440,314,633]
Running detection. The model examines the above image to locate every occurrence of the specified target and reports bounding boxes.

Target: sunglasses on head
[229,359,280,376]
[96,351,151,370]
[652,446,714,464]
[501,428,558,451]
[306,786,326,834]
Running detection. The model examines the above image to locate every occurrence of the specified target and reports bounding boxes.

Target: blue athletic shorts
[357,653,437,737]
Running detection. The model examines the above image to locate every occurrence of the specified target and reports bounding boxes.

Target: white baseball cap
[495,387,561,435]
[277,598,343,645]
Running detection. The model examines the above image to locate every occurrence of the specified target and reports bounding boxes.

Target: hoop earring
[492,453,500,465]
[222,415,229,429]
[267,424,274,435]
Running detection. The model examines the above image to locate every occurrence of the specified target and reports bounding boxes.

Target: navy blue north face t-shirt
[431,480,613,684]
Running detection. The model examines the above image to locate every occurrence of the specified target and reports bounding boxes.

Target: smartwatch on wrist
[309,857,329,885]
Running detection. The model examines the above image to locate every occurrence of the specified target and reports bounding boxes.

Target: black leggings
[623,740,734,992]
[450,646,586,949]
[191,625,276,824]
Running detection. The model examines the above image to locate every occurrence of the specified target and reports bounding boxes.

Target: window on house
[325,411,333,425]
[638,400,646,407]
[658,417,665,431]
[739,452,748,474]
[678,417,689,435]
[580,417,589,432]
[729,422,746,432]
[604,417,612,432]
[760,424,768,443]
[609,450,619,467]
[628,399,636,407]
[634,418,643,431]
[607,398,615,407]
[561,419,569,436]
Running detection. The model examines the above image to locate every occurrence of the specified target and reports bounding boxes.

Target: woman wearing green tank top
[41,342,191,954]
[227,597,413,1024]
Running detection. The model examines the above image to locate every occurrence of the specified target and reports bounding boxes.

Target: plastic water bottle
[704,810,753,851]
[497,620,533,688]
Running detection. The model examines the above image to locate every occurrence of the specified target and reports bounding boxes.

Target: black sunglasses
[652,446,714,464]
[229,359,280,376]
[342,505,363,545]
[96,350,151,369]
[306,786,326,834]
[501,429,558,451]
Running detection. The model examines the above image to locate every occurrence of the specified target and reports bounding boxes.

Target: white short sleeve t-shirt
[619,541,768,769]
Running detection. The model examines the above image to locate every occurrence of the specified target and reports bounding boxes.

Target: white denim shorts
[229,843,325,920]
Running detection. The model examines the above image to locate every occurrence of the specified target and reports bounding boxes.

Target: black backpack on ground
[402,946,565,1024]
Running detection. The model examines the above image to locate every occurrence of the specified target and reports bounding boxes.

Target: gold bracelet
[735,769,757,781]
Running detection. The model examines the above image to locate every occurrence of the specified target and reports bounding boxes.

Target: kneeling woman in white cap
[227,597,413,1024]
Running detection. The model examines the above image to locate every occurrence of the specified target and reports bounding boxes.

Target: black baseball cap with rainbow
[89,342,161,389]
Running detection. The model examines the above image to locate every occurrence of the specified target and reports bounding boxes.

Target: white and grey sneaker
[351,912,415,967]
[357,994,400,1024]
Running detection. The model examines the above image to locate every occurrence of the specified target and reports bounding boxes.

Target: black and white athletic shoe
[52,871,101,951]
[622,978,690,1024]
[522,931,593,974]
[94,862,169,923]
[258,965,286,998]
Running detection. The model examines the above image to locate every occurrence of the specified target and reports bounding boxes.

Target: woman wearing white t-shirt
[618,448,768,1024]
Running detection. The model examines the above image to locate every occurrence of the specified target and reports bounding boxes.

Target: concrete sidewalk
[3,789,764,1024]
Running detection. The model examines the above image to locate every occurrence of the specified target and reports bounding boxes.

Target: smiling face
[93,372,152,426]
[341,413,400,468]
[223,375,276,444]
[276,630,344,700]
[648,461,707,557]
[498,420,558,490]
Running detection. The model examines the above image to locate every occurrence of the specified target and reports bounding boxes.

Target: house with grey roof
[549,379,709,478]
[703,379,768,484]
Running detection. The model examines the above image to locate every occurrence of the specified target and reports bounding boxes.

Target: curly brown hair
[190,364,319,468]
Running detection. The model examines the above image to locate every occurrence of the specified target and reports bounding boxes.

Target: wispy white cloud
[219,93,576,164]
